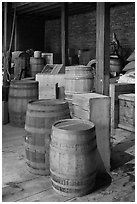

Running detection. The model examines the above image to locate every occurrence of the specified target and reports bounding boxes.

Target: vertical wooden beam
[3,2,8,85]
[95,2,110,96]
[14,15,18,51]
[4,2,8,53]
[61,3,68,66]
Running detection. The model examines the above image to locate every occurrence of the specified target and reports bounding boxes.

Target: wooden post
[95,2,110,96]
[14,16,18,51]
[3,2,8,85]
[4,2,8,53]
[61,3,68,66]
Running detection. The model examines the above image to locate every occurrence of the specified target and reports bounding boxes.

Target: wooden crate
[39,83,58,99]
[109,83,135,129]
[118,93,135,132]
[36,74,65,99]
[2,101,9,125]
[72,93,111,174]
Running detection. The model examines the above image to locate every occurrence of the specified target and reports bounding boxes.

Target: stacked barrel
[65,65,94,116]
[30,51,45,77]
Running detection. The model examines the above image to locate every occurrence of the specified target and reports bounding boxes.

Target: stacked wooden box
[72,93,111,174]
[118,93,135,132]
[109,83,135,129]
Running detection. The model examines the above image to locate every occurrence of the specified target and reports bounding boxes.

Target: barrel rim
[10,80,38,85]
[52,118,95,133]
[28,99,69,106]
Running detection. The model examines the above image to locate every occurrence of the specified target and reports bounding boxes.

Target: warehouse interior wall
[16,16,45,51]
[44,3,135,64]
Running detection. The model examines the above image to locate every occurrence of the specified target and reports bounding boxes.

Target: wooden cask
[110,57,121,74]
[118,93,135,132]
[30,57,44,77]
[50,119,97,196]
[34,51,42,58]
[8,80,38,127]
[65,65,94,94]
[65,65,94,117]
[25,99,71,175]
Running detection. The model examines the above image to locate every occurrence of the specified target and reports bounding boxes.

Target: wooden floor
[2,124,135,202]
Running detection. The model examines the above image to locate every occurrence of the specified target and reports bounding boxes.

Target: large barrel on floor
[50,118,97,196]
[8,80,38,127]
[30,57,44,77]
[25,99,71,176]
[65,65,94,116]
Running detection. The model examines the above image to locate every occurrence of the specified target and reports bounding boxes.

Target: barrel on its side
[8,80,38,127]
[50,119,97,196]
[25,99,71,176]
[30,57,44,77]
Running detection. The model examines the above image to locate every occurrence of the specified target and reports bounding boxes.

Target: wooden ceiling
[11,2,97,18]
[1,2,131,19]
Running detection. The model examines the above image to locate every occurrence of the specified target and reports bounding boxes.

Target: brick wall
[44,3,135,64]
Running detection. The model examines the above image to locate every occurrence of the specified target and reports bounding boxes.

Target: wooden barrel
[50,118,97,196]
[30,57,44,77]
[8,80,38,127]
[42,53,53,64]
[34,51,42,58]
[65,65,94,117]
[110,56,121,74]
[65,65,94,94]
[25,99,71,176]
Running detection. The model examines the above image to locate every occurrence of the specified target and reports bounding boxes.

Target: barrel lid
[29,99,68,106]
[53,119,95,132]
[28,99,69,112]
[10,80,38,85]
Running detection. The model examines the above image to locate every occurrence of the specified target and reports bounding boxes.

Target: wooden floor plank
[2,176,51,202]
[2,151,39,187]
[69,175,135,202]
[17,188,75,202]
[2,124,135,202]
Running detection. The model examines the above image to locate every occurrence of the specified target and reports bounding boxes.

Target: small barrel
[110,56,121,74]
[25,99,71,175]
[34,51,42,58]
[42,53,53,64]
[8,80,38,127]
[50,118,97,196]
[30,57,44,77]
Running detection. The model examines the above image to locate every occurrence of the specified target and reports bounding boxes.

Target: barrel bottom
[50,170,96,197]
[51,179,96,197]
[26,161,50,176]
[9,111,25,128]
